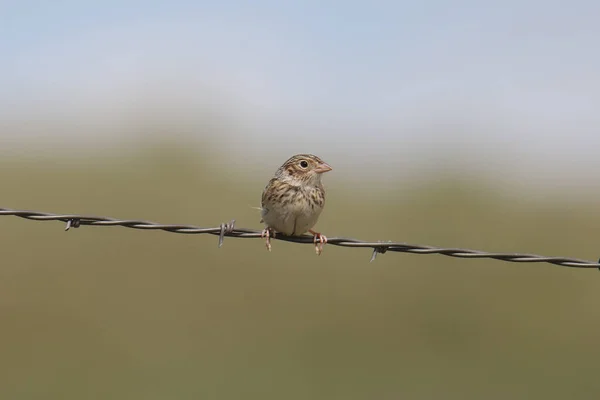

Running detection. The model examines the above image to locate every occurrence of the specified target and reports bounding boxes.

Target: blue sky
[1,1,600,189]
[3,0,599,113]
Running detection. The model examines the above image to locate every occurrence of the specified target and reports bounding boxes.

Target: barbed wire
[1,207,598,269]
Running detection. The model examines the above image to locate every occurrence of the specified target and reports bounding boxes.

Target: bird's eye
[299,160,309,168]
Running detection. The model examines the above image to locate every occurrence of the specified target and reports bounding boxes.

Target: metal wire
[1,207,598,269]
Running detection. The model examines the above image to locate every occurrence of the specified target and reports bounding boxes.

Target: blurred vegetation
[1,142,599,400]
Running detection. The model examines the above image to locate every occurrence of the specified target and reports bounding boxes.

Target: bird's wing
[260,178,278,223]
[261,178,278,207]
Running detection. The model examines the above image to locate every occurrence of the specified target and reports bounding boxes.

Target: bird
[260,154,332,255]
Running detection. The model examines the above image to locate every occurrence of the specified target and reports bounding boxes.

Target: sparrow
[260,154,332,255]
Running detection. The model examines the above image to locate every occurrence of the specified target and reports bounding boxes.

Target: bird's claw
[261,228,275,252]
[310,231,327,255]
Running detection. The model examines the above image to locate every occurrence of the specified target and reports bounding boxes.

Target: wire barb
[1,207,599,269]
[218,219,236,248]
[65,218,81,231]
[370,242,390,263]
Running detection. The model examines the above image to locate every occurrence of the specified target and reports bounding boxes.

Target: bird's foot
[309,229,327,255]
[261,228,276,252]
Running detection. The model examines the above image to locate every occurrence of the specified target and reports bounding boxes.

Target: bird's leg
[261,227,275,252]
[309,229,328,255]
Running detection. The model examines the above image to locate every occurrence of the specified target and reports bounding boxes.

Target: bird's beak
[314,162,333,173]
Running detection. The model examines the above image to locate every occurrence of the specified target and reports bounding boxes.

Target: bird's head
[276,154,332,186]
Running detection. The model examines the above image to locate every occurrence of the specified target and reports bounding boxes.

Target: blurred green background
[1,136,600,399]
[3,1,600,399]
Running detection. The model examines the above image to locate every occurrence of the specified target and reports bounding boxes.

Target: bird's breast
[261,185,325,235]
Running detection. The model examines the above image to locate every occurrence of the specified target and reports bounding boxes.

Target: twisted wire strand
[1,207,598,269]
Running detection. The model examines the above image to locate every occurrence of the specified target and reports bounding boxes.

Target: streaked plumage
[260,154,332,254]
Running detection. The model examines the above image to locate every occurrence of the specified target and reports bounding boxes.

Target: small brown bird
[260,154,332,255]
